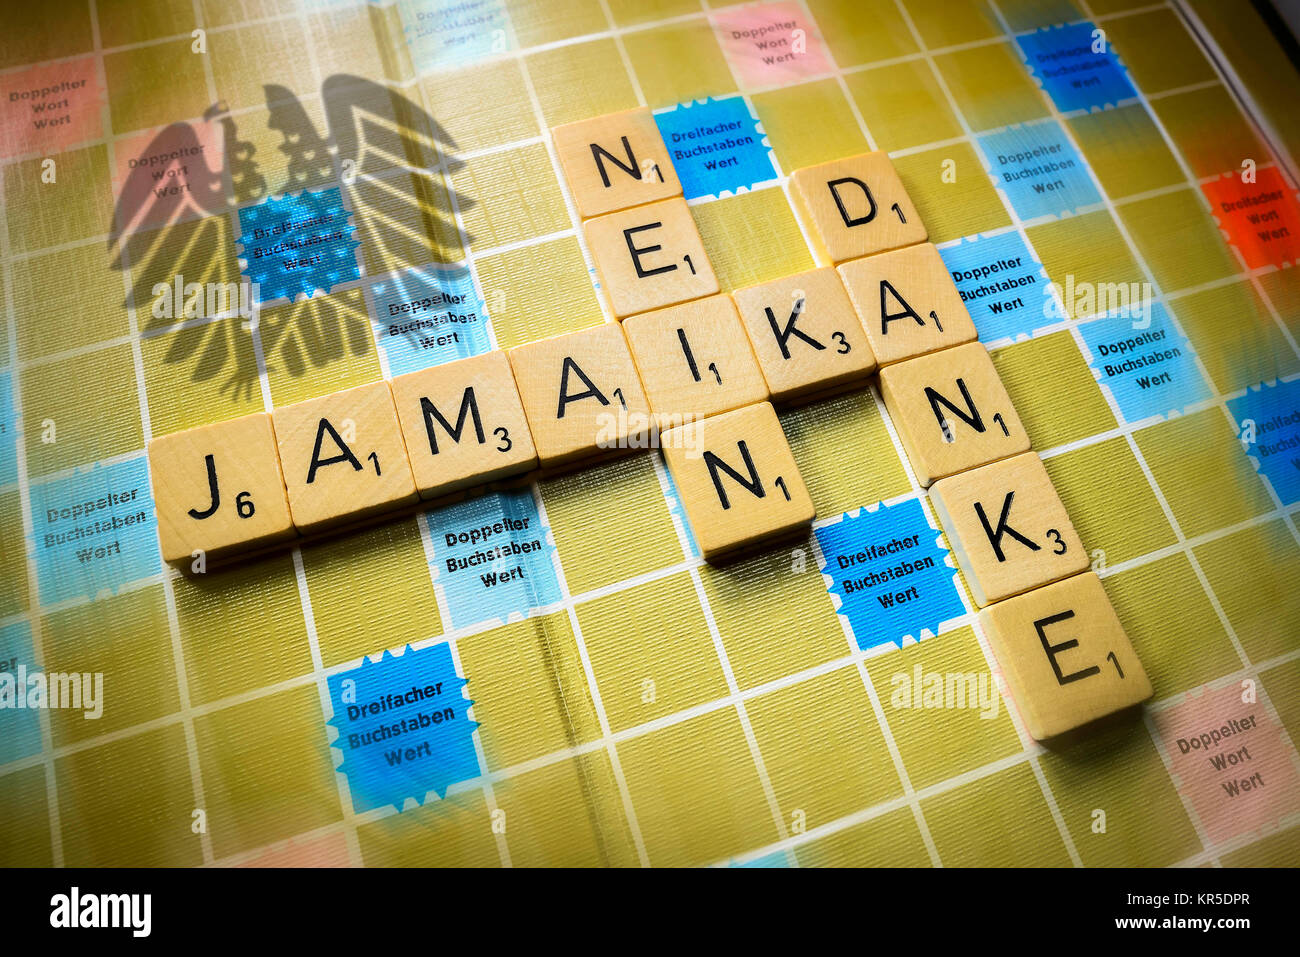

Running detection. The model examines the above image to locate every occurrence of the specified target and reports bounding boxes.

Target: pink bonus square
[712,2,832,89]
[227,831,352,868]
[1152,681,1300,847]
[112,120,229,233]
[0,57,103,160]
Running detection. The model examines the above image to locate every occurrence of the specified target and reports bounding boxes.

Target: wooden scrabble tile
[731,267,877,402]
[552,107,683,219]
[980,572,1153,740]
[789,151,926,264]
[149,413,295,567]
[585,197,719,318]
[661,401,814,561]
[930,452,1088,607]
[879,342,1029,486]
[391,351,538,500]
[623,295,768,427]
[837,242,978,366]
[508,322,653,469]
[272,381,418,535]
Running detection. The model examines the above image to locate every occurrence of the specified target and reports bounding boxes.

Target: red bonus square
[1201,166,1300,270]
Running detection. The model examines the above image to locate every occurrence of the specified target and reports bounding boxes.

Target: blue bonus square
[1078,304,1211,424]
[424,488,561,630]
[27,456,160,605]
[654,97,777,200]
[0,622,43,765]
[940,231,1051,343]
[370,264,493,377]
[978,121,1100,221]
[732,850,796,868]
[815,498,965,651]
[237,187,361,303]
[1228,378,1300,506]
[328,642,481,812]
[1017,22,1136,113]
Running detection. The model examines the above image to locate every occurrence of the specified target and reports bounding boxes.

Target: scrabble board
[2,0,1299,870]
